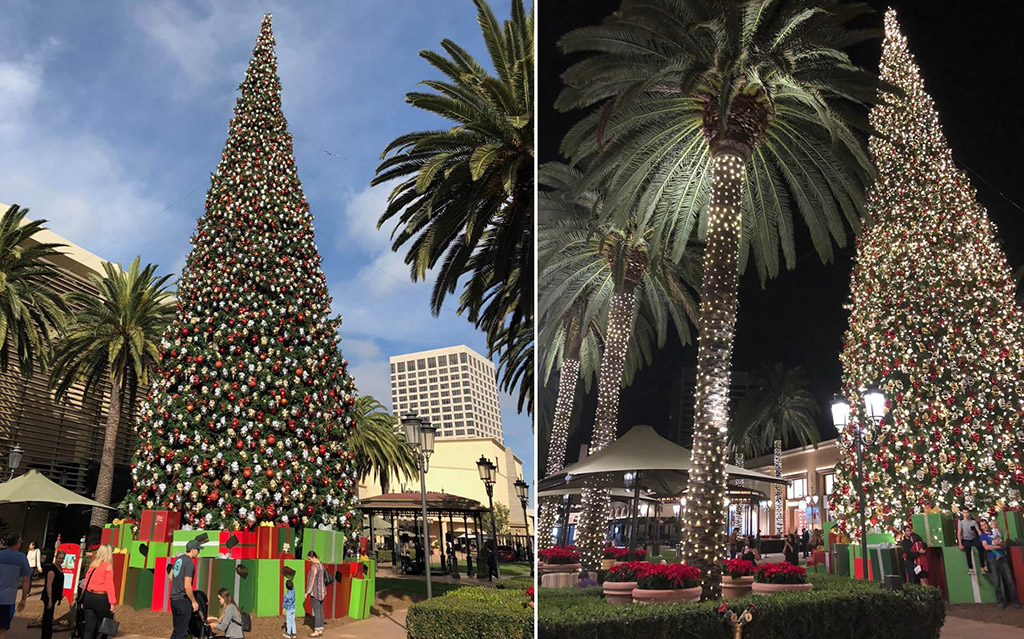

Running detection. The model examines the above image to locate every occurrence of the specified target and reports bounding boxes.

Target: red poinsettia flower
[722,558,756,578]
[538,546,581,564]
[753,562,808,585]
[635,563,702,590]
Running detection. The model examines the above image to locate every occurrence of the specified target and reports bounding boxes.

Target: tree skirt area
[11,582,426,639]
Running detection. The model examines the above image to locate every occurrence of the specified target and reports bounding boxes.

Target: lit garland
[831,9,1024,541]
[576,290,636,570]
[538,355,582,545]
[733,452,744,531]
[683,152,745,598]
[121,14,359,533]
[774,440,784,534]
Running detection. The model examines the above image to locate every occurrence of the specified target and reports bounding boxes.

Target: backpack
[230,606,253,633]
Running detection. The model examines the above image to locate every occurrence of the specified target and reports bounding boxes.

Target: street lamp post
[402,413,437,599]
[624,471,643,561]
[514,477,533,577]
[831,388,886,582]
[476,455,501,580]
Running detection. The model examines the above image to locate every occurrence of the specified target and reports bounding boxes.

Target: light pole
[832,388,886,582]
[402,413,437,599]
[8,444,23,480]
[514,477,533,577]
[476,455,501,580]
[624,471,642,560]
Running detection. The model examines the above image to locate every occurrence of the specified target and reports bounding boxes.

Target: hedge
[538,574,944,639]
[377,549,394,564]
[495,576,536,589]
[407,586,534,639]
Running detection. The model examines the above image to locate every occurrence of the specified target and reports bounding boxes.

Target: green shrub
[495,576,535,589]
[377,549,393,563]
[537,575,944,639]
[408,586,534,639]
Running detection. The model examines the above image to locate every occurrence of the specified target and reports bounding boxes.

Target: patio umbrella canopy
[0,469,115,508]
[538,425,788,497]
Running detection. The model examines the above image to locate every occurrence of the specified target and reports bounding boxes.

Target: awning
[0,469,116,508]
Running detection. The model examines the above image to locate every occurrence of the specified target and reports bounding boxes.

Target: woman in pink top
[81,544,117,639]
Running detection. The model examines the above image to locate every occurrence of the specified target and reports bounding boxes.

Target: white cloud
[342,337,392,409]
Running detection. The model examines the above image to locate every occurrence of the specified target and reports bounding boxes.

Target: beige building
[0,206,139,548]
[747,439,840,534]
[357,436,532,540]
[389,345,504,443]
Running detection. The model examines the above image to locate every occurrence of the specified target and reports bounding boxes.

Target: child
[282,579,297,638]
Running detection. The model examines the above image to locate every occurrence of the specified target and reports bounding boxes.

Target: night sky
[539,1,1024,472]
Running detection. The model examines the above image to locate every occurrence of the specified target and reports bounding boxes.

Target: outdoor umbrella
[0,470,115,508]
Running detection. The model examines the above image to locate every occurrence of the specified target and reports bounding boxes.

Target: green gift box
[282,558,306,615]
[855,545,902,581]
[865,532,895,546]
[252,559,282,617]
[125,567,154,610]
[102,522,134,550]
[129,540,170,569]
[348,578,368,620]
[912,513,956,547]
[807,562,827,575]
[350,559,375,620]
[835,543,853,577]
[171,530,221,558]
[302,528,337,563]
[941,545,996,603]
[197,558,236,617]
[995,511,1024,542]
[234,559,259,613]
[823,521,837,551]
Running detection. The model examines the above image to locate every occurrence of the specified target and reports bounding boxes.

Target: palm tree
[373,0,534,411]
[0,204,68,377]
[729,363,820,534]
[49,258,174,527]
[539,162,701,568]
[349,395,417,494]
[557,0,877,593]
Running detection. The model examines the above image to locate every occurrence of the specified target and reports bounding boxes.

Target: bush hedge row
[407,586,534,639]
[538,574,944,639]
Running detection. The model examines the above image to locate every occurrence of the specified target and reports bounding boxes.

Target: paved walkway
[941,615,1022,639]
[330,608,408,639]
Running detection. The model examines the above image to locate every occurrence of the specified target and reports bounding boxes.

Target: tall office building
[389,345,504,443]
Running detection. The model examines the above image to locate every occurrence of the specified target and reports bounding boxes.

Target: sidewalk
[941,615,1022,639]
[329,608,408,639]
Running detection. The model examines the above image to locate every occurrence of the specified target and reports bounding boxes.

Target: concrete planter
[632,586,702,604]
[721,575,754,598]
[752,581,814,594]
[601,558,618,571]
[603,580,637,605]
[540,562,581,574]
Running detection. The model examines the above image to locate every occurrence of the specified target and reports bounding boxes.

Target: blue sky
[0,0,533,494]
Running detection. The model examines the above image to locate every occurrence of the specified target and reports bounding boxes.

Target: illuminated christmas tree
[122,15,360,532]
[831,9,1024,538]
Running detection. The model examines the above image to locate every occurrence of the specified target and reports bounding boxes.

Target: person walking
[208,588,244,638]
[305,551,326,638]
[79,544,116,639]
[27,542,42,581]
[727,528,741,559]
[169,540,201,639]
[40,549,65,639]
[486,544,499,581]
[800,528,810,558]
[957,508,987,575]
[0,533,32,639]
[783,534,798,566]
[282,579,297,638]
[900,524,918,585]
[979,519,1020,609]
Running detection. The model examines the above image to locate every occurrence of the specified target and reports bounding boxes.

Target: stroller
[188,590,219,639]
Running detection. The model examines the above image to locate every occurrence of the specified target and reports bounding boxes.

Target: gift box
[281,559,307,617]
[152,556,198,612]
[276,524,296,556]
[139,509,181,543]
[853,545,903,582]
[102,522,134,550]
[250,559,283,617]
[196,558,236,617]
[125,567,155,610]
[912,513,956,547]
[112,550,129,604]
[129,540,170,569]
[940,545,996,603]
[834,543,852,578]
[995,511,1024,542]
[255,526,281,559]
[350,560,375,620]
[171,530,221,558]
[302,528,338,563]
[823,521,837,551]
[220,531,257,559]
[1009,545,1024,605]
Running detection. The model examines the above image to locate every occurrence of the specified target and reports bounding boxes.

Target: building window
[455,429,465,436]
[397,362,405,373]
[823,472,836,496]
[788,476,808,500]
[449,354,458,365]
[428,357,436,367]
[468,429,475,435]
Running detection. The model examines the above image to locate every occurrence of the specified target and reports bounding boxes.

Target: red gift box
[1010,546,1024,605]
[256,526,279,559]
[139,510,181,543]
[152,555,197,612]
[220,531,257,559]
[112,552,129,605]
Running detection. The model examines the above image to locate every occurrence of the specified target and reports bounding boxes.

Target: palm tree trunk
[774,439,784,534]
[733,453,744,531]
[538,331,583,547]
[682,152,746,598]
[91,370,124,528]
[575,287,635,570]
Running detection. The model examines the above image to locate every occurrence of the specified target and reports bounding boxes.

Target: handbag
[99,616,120,637]
[914,564,923,575]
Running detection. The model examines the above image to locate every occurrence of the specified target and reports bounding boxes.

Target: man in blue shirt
[979,518,1021,609]
[0,532,32,639]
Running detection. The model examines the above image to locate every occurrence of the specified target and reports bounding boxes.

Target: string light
[538,356,582,545]
[831,9,1024,542]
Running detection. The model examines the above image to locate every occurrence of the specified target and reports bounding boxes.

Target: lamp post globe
[8,444,23,480]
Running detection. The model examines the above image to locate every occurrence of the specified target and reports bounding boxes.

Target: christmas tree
[831,9,1024,537]
[122,15,360,532]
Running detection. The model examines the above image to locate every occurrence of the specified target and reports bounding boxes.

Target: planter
[752,582,814,595]
[632,586,702,604]
[540,562,581,574]
[721,575,754,598]
[603,581,637,606]
[601,558,617,571]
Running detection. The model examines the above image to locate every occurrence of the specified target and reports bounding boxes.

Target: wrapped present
[811,550,826,568]
[251,559,283,617]
[912,513,956,547]
[350,560,375,620]
[995,511,1024,542]
[112,550,129,604]
[940,545,996,603]
[255,525,281,560]
[151,556,197,612]
[125,568,154,610]
[139,509,181,543]
[1009,545,1024,605]
[823,521,837,551]
[171,530,221,558]
[129,540,170,570]
[834,543,852,578]
[196,558,236,617]
[349,578,368,620]
[807,562,827,575]
[233,559,259,613]
[276,524,296,556]
[281,559,307,617]
[220,531,257,559]
[302,528,338,563]
[333,563,358,620]
[853,544,903,582]
[102,522,134,550]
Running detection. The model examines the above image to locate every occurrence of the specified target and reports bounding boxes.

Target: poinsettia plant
[635,563,702,590]
[723,558,756,578]
[538,546,581,564]
[754,562,808,585]
[604,560,648,583]
[603,547,646,560]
